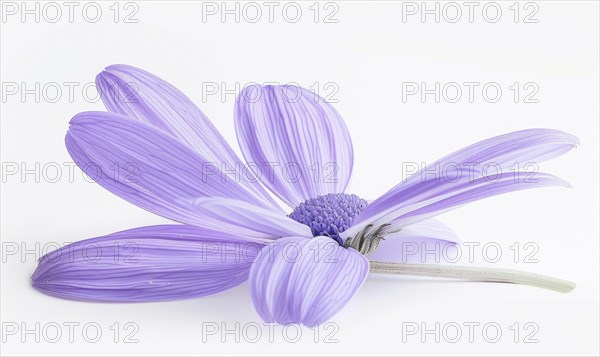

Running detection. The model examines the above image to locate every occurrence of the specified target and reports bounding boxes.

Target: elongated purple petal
[348,129,577,234]
[347,171,569,237]
[367,219,460,263]
[32,225,264,302]
[418,129,578,178]
[249,236,368,326]
[96,65,279,209]
[67,112,294,239]
[190,198,312,238]
[396,172,569,225]
[235,85,354,208]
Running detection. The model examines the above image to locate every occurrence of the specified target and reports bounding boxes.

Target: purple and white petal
[249,236,368,326]
[348,129,577,234]
[367,219,460,264]
[32,225,264,302]
[404,129,578,188]
[67,112,291,239]
[235,84,354,208]
[190,198,312,238]
[347,171,569,236]
[96,65,278,209]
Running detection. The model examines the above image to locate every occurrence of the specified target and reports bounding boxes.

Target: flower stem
[369,261,575,293]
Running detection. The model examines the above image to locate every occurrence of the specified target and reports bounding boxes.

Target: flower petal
[235,84,354,207]
[96,64,278,209]
[189,198,313,238]
[32,225,264,302]
[348,129,577,234]
[416,129,578,179]
[249,236,368,326]
[67,112,289,239]
[347,171,569,237]
[367,219,460,263]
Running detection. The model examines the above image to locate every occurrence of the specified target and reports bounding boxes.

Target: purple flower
[33,65,578,326]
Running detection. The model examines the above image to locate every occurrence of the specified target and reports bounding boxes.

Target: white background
[1,1,599,356]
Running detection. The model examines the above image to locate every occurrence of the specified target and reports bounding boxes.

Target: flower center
[289,193,368,245]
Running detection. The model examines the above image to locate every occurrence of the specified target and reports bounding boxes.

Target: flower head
[33,65,578,325]
[289,193,368,244]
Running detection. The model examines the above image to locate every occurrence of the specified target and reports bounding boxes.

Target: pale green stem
[369,261,576,293]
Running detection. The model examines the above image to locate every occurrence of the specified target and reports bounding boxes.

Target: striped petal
[67,112,294,239]
[32,225,264,302]
[347,171,569,237]
[347,129,577,234]
[235,84,354,208]
[249,236,368,326]
[96,64,278,209]
[189,198,312,238]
